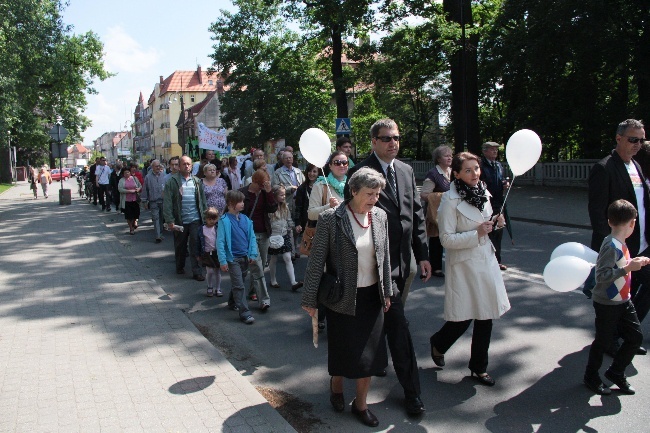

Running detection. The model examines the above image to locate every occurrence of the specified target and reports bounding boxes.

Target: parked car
[69,167,81,177]
[51,169,70,181]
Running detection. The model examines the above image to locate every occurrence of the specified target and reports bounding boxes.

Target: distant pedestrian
[95,157,112,211]
[164,156,180,182]
[240,168,276,310]
[163,155,208,281]
[272,149,305,258]
[110,161,124,213]
[226,156,242,190]
[421,145,453,278]
[267,185,302,291]
[30,166,38,199]
[217,190,259,324]
[202,162,228,215]
[197,207,223,298]
[141,159,166,243]
[88,157,99,205]
[39,167,52,198]
[118,167,142,235]
[584,199,648,395]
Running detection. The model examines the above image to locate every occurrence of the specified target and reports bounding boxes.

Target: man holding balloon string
[588,119,650,356]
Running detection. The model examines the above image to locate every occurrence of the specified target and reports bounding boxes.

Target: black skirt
[326,283,387,379]
[123,201,140,220]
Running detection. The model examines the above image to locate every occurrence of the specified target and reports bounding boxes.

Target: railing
[408,159,596,188]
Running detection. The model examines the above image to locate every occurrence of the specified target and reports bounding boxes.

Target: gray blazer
[301,202,393,316]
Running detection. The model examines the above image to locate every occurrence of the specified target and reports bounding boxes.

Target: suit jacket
[301,203,393,316]
[346,153,428,289]
[588,149,650,256]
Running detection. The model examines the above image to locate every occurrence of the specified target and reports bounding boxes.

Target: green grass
[0,183,13,194]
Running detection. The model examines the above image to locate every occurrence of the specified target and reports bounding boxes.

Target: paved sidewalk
[506,184,590,229]
[0,182,295,433]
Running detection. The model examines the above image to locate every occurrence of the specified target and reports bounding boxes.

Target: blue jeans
[228,257,251,319]
[148,199,164,239]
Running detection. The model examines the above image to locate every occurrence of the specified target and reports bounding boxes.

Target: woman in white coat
[429,151,510,386]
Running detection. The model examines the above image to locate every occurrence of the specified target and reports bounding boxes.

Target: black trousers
[431,319,493,374]
[632,246,650,323]
[586,301,642,378]
[428,236,443,271]
[98,184,111,209]
[385,286,420,399]
[488,228,503,264]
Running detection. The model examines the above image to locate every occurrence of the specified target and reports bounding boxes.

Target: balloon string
[492,175,515,229]
[321,166,335,200]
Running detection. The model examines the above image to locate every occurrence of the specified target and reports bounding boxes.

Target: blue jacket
[217,213,258,264]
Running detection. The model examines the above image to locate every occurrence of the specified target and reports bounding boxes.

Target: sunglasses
[331,160,349,166]
[375,135,401,143]
[625,136,646,144]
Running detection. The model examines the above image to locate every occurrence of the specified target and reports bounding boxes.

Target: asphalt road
[85,190,649,433]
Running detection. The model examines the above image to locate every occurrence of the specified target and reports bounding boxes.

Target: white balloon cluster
[544,242,597,292]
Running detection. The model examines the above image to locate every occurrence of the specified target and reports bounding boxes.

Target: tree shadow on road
[485,347,623,433]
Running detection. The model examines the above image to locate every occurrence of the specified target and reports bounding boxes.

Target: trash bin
[16,166,26,181]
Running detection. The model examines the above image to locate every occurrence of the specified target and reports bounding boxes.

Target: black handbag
[318,219,344,304]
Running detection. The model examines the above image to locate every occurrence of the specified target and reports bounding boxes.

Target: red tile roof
[159,67,223,97]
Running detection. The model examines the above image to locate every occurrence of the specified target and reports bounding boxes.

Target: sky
[62,0,236,148]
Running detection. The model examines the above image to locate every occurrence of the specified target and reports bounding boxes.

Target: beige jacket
[437,183,510,321]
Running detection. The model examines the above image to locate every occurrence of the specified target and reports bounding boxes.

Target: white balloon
[543,256,592,293]
[299,128,332,167]
[506,129,542,176]
[550,242,599,264]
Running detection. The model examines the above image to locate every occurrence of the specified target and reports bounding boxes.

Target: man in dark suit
[588,118,650,354]
[346,118,431,415]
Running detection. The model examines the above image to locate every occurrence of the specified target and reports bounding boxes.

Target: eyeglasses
[331,160,349,166]
[625,136,646,144]
[375,135,401,143]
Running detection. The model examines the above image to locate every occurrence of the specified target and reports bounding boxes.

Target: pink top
[203,225,216,252]
[124,177,137,202]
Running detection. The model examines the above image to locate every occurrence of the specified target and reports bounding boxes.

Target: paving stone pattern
[0,182,295,433]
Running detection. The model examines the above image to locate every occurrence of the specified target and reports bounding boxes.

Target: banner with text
[198,123,230,154]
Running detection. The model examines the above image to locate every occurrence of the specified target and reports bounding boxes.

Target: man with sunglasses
[589,118,650,356]
[345,118,431,416]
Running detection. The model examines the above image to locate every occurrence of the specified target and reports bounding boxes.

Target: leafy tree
[282,0,377,119]
[0,0,110,182]
[481,0,648,159]
[362,22,448,159]
[209,0,333,148]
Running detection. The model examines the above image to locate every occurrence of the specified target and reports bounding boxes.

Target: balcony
[159,103,170,110]
[160,122,170,129]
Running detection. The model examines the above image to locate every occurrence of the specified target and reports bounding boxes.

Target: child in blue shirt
[584,199,649,395]
[217,190,259,324]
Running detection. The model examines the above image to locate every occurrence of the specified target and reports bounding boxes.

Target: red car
[51,169,70,181]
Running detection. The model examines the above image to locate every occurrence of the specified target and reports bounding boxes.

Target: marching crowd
[37,117,650,427]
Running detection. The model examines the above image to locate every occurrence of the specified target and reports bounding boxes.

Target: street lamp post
[48,123,71,205]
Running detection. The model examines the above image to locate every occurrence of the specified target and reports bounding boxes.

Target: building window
[191,95,195,102]
[208,80,213,85]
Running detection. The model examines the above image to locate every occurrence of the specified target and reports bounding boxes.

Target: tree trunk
[444,0,480,154]
[331,26,349,119]
[0,148,11,184]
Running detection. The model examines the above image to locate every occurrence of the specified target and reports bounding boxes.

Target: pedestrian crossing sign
[335,118,351,134]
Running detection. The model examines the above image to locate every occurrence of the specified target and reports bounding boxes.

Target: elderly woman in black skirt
[118,167,142,235]
[301,167,392,427]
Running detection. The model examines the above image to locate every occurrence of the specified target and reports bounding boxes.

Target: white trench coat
[437,182,511,321]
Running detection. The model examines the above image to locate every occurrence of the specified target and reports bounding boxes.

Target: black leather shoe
[404,396,425,415]
[637,346,647,355]
[351,399,378,427]
[604,370,635,394]
[584,376,611,395]
[470,370,496,386]
[329,377,344,412]
[430,338,445,367]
